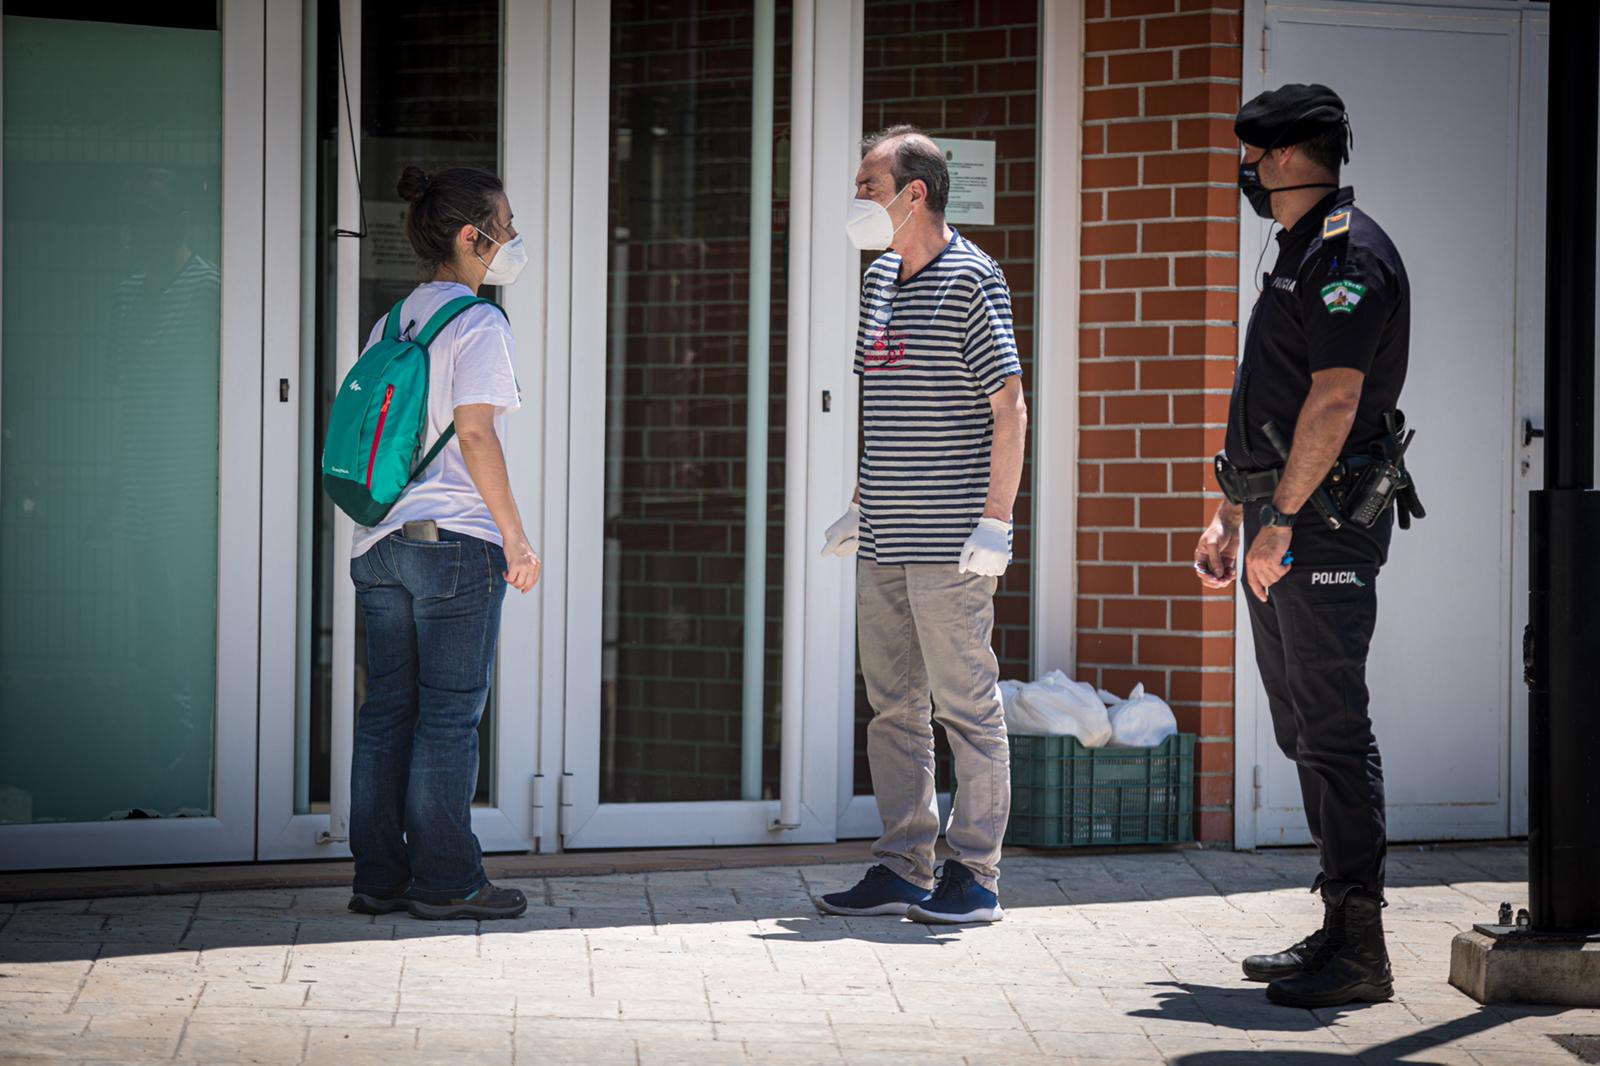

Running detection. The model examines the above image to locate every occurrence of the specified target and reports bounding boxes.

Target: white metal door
[0,1,268,870]
[1237,2,1527,846]
[559,0,852,849]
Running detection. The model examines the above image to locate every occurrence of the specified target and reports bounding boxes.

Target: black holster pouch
[1214,455,1282,505]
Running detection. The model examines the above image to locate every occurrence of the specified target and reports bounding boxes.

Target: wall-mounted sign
[934,137,995,226]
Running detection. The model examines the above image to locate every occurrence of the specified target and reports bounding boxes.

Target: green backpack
[321,294,506,527]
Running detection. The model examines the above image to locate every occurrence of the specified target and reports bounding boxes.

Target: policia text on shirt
[1193,84,1425,1012]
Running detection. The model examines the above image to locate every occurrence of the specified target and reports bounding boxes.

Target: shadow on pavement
[1150,979,1520,1065]
[0,845,1531,971]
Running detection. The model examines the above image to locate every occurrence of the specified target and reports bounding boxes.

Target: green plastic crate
[1003,733,1195,847]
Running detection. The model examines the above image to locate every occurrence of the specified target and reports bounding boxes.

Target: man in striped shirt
[816,126,1028,925]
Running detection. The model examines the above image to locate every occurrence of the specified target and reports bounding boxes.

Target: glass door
[256,0,541,860]
[0,1,267,869]
[834,0,1045,840]
[560,0,845,848]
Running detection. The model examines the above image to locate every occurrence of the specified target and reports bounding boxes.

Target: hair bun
[397,165,431,204]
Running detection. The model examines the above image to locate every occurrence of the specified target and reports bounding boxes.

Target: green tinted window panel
[0,16,222,824]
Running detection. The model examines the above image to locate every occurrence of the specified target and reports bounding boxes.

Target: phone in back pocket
[402,520,439,542]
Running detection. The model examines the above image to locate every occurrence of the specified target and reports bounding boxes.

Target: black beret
[1235,83,1349,158]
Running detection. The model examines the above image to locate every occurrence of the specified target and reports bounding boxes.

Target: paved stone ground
[1,845,1595,1065]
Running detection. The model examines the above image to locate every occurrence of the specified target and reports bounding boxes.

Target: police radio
[1346,457,1408,528]
[1345,411,1422,530]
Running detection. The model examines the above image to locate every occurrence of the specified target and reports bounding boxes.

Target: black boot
[1266,881,1393,1008]
[1242,896,1333,982]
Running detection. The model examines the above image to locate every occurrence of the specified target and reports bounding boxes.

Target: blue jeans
[349,530,506,904]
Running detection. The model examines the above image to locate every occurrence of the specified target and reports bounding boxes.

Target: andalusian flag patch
[1321,280,1367,314]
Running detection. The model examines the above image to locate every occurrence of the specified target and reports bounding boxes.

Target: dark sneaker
[405,883,527,921]
[1266,882,1394,1008]
[1243,898,1333,981]
[348,890,409,915]
[906,860,1004,924]
[816,864,932,917]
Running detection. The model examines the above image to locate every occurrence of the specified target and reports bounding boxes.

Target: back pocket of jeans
[391,538,462,599]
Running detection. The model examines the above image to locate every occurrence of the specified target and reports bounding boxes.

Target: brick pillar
[1077,0,1243,844]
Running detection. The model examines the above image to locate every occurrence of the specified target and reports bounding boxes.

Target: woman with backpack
[340,165,538,920]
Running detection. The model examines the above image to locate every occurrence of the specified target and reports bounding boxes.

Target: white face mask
[475,227,529,286]
[845,185,911,250]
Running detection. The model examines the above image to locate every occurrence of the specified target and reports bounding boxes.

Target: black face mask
[1238,158,1336,220]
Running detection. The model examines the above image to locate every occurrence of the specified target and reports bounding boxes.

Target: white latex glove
[959,517,1011,577]
[821,503,861,557]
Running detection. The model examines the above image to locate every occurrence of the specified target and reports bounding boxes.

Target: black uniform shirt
[1224,186,1410,470]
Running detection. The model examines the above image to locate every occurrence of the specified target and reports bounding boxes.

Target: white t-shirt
[351,282,521,557]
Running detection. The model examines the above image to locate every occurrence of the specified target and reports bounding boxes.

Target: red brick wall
[853,0,1040,795]
[1077,0,1244,843]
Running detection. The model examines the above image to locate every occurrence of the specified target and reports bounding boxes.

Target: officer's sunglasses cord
[1253,222,1280,293]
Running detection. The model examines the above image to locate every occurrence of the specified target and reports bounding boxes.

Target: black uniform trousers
[1244,513,1392,900]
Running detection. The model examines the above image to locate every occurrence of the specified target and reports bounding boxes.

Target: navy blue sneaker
[906,861,1004,924]
[816,864,932,917]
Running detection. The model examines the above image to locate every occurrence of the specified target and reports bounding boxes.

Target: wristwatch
[1259,501,1297,528]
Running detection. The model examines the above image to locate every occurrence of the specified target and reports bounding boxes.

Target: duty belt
[1215,412,1425,532]
[1213,455,1372,508]
[1213,456,1281,504]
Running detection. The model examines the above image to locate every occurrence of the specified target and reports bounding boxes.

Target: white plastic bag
[1011,669,1115,747]
[1106,683,1178,748]
[999,679,1025,717]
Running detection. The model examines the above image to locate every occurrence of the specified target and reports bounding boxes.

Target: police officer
[1194,84,1414,1009]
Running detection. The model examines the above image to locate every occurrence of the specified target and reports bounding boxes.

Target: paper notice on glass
[362,200,420,283]
[933,138,995,226]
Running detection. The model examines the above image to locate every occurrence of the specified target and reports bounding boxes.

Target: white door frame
[557,0,845,849]
[255,0,317,862]
[256,0,546,860]
[530,0,576,854]
[0,0,266,870]
[1232,0,1535,849]
[1508,8,1548,838]
[826,0,877,842]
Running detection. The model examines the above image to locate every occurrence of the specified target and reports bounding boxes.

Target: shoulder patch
[1320,279,1367,314]
[1322,209,1352,240]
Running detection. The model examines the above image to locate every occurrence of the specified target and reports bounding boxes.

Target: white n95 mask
[845,186,911,250]
[475,229,529,286]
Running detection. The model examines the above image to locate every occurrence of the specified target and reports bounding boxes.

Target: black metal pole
[1546,3,1598,489]
[1528,0,1600,935]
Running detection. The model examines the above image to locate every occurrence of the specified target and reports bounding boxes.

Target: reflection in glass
[0,14,223,824]
[599,0,791,804]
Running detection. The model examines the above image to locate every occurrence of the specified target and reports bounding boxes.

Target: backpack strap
[410,423,457,478]
[405,295,509,479]
[413,294,506,349]
[382,297,408,342]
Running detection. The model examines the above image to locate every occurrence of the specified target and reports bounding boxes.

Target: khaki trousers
[857,559,1010,891]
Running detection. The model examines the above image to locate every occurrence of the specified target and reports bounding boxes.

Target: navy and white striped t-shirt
[852,230,1022,565]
